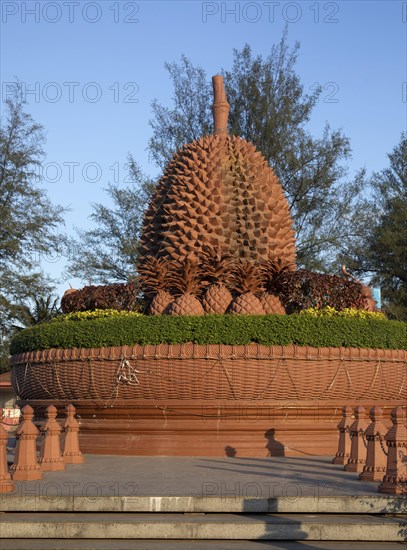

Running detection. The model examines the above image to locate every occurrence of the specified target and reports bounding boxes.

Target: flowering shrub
[61,282,143,313]
[300,306,386,320]
[271,270,373,312]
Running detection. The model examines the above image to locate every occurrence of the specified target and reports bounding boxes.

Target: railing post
[61,404,85,464]
[10,405,42,481]
[332,405,353,464]
[359,406,387,481]
[38,405,65,471]
[345,406,369,473]
[378,407,407,495]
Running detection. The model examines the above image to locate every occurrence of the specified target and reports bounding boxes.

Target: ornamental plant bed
[10,314,407,456]
[9,314,407,354]
[9,314,407,403]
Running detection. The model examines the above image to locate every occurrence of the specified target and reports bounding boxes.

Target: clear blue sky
[1,0,406,294]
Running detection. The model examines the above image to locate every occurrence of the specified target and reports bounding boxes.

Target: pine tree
[352,134,407,320]
[0,83,65,371]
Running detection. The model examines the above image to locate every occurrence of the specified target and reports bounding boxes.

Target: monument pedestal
[18,398,401,457]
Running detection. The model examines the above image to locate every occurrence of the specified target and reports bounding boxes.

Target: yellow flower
[300,306,385,320]
[55,309,143,322]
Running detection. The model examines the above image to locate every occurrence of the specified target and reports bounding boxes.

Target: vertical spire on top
[212,75,230,135]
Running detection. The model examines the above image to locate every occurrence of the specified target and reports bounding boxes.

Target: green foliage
[0,82,66,371]
[0,339,11,374]
[0,84,65,267]
[14,295,61,326]
[149,56,212,166]
[10,314,406,354]
[365,134,406,320]
[344,133,407,320]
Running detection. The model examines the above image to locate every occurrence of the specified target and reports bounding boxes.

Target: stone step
[1,494,405,514]
[1,540,405,550]
[1,513,405,541]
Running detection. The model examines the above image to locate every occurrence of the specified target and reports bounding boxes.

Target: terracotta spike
[10,405,42,481]
[61,404,85,464]
[0,409,15,493]
[38,405,65,471]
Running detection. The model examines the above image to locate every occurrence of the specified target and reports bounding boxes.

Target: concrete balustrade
[334,404,406,495]
[7,402,84,485]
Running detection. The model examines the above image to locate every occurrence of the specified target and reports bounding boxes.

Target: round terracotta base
[11,344,406,457]
[19,398,404,457]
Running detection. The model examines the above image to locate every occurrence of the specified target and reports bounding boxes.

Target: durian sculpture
[138,75,296,314]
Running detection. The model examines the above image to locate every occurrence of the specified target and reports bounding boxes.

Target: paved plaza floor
[2,455,405,549]
[4,455,394,499]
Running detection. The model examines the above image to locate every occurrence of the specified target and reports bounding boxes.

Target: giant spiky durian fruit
[138,75,296,274]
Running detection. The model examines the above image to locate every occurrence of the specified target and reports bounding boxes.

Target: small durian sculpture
[168,258,205,316]
[201,249,234,314]
[138,257,176,315]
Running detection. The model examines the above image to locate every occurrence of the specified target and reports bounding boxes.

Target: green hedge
[10,315,407,354]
